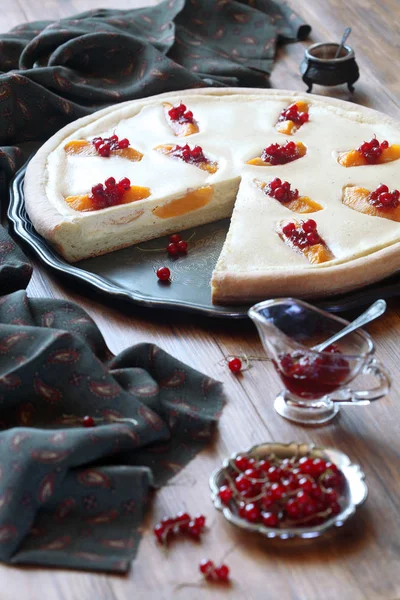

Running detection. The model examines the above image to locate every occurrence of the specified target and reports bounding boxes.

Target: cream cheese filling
[44,94,400,269]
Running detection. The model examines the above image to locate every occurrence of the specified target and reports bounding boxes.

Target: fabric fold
[0,291,225,571]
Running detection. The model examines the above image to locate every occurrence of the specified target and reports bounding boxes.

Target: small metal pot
[300,42,360,93]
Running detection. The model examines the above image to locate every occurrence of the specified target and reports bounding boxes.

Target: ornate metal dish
[209,441,368,539]
[8,163,400,318]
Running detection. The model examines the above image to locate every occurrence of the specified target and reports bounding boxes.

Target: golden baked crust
[24,88,400,303]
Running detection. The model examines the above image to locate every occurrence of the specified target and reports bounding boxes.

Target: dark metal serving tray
[8,164,400,318]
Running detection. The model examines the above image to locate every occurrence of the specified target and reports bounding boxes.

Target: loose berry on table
[228,357,242,373]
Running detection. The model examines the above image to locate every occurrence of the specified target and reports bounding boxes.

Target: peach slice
[163,103,199,137]
[304,243,333,264]
[154,144,218,174]
[275,101,309,135]
[65,185,151,212]
[247,142,307,166]
[342,185,400,222]
[64,140,143,162]
[338,144,400,167]
[254,180,322,213]
[152,186,213,219]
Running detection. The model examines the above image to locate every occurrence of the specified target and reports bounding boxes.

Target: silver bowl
[210,442,368,539]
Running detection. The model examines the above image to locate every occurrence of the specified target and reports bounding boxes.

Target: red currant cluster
[167,233,188,256]
[171,144,207,165]
[358,137,388,164]
[218,453,344,528]
[90,177,131,210]
[277,345,350,399]
[168,103,194,123]
[278,103,309,126]
[91,134,130,157]
[266,177,299,203]
[261,141,300,165]
[368,183,400,209]
[282,219,321,248]
[199,559,230,583]
[153,512,206,545]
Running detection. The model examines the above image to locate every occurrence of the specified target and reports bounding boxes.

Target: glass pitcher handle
[333,357,391,405]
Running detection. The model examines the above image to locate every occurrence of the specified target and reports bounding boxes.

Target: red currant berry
[235,474,252,493]
[270,483,286,500]
[302,219,317,233]
[187,521,201,538]
[170,233,181,243]
[194,515,206,529]
[83,415,95,427]
[228,357,242,373]
[262,511,279,527]
[234,455,250,471]
[105,177,116,188]
[167,242,179,256]
[243,502,260,522]
[258,459,271,474]
[153,523,166,542]
[267,466,283,482]
[282,222,296,236]
[215,564,230,581]
[218,485,233,504]
[177,240,188,253]
[156,267,170,281]
[285,498,301,519]
[199,559,214,576]
[118,138,129,149]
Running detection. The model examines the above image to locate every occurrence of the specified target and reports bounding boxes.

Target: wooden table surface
[1,1,400,599]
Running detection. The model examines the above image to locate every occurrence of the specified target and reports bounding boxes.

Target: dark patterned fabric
[0,0,309,572]
[0,0,310,195]
[0,290,225,571]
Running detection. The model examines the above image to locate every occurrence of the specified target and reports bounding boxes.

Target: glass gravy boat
[249,298,390,425]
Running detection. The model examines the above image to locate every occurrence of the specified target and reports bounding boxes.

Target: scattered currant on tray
[156,266,171,281]
[217,451,345,529]
[153,512,206,545]
[167,233,189,256]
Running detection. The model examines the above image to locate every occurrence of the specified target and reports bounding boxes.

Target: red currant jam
[266,178,299,203]
[275,345,351,399]
[358,137,388,164]
[90,177,131,210]
[217,450,345,529]
[281,219,321,248]
[278,103,309,126]
[168,102,194,123]
[368,183,400,209]
[261,141,302,165]
[170,144,207,165]
[91,134,130,157]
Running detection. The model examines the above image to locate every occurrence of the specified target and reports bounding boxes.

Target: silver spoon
[334,26,352,59]
[313,299,386,353]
